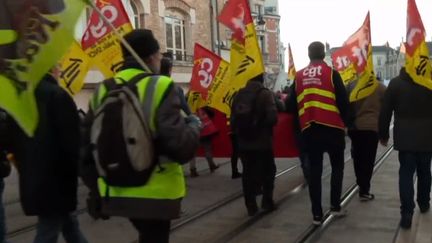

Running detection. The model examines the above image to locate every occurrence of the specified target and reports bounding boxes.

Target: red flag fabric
[406,0,426,56]
[81,0,131,49]
[331,47,352,72]
[404,0,432,90]
[343,12,371,74]
[217,0,253,44]
[190,43,223,98]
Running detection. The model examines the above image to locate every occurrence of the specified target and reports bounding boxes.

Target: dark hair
[121,29,160,59]
[160,52,173,76]
[308,41,325,60]
[250,73,264,83]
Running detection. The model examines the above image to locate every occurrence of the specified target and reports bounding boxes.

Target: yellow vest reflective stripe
[297,88,336,104]
[97,162,185,199]
[89,68,186,207]
[295,62,345,131]
[299,100,340,116]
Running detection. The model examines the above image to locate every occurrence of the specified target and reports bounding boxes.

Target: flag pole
[84,0,152,73]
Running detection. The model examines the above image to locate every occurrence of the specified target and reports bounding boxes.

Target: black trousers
[240,150,276,212]
[348,130,379,195]
[230,133,240,174]
[130,219,171,243]
[302,126,345,217]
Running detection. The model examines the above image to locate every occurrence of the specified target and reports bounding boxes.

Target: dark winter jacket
[378,68,432,152]
[9,74,80,216]
[231,80,278,151]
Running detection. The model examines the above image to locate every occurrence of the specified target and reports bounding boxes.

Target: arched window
[165,9,187,61]
[130,0,145,28]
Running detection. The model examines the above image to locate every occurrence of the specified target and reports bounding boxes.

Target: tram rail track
[295,145,394,243]
[209,150,357,243]
[208,145,394,243]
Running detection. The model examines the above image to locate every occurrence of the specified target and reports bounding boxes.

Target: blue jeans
[399,151,432,215]
[33,214,88,243]
[0,180,6,243]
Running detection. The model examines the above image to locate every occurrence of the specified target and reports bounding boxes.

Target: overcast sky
[279,0,432,69]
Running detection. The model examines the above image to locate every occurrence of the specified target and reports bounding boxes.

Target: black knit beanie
[250,73,264,83]
[308,41,325,60]
[121,29,160,58]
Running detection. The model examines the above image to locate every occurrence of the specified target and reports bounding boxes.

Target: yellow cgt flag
[206,60,234,115]
[287,44,296,81]
[56,41,91,96]
[218,0,264,92]
[0,0,87,136]
[187,91,207,114]
[405,0,432,90]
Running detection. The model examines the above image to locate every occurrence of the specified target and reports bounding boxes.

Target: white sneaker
[330,209,347,218]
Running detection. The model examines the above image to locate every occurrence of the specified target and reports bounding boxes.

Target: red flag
[331,46,352,72]
[405,0,432,89]
[81,0,131,49]
[343,12,371,74]
[190,44,224,98]
[335,12,378,101]
[217,0,253,44]
[406,0,426,56]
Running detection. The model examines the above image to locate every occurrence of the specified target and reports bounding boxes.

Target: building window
[254,4,263,15]
[130,0,145,28]
[377,57,382,66]
[165,10,186,61]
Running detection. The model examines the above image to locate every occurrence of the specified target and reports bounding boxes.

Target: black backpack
[232,87,266,138]
[90,73,157,187]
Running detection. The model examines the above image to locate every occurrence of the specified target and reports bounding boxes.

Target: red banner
[197,110,299,158]
[81,0,131,49]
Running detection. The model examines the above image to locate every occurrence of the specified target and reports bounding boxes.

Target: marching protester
[231,74,278,216]
[189,107,219,177]
[348,77,386,201]
[160,52,192,116]
[286,42,351,225]
[6,73,88,243]
[379,67,432,229]
[81,29,201,243]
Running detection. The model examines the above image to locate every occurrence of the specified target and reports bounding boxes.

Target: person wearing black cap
[231,74,278,216]
[286,41,351,225]
[160,52,192,116]
[81,29,201,243]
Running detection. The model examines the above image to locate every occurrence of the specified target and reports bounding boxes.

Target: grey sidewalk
[319,149,432,243]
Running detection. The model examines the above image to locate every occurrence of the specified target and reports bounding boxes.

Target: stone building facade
[75,0,283,108]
